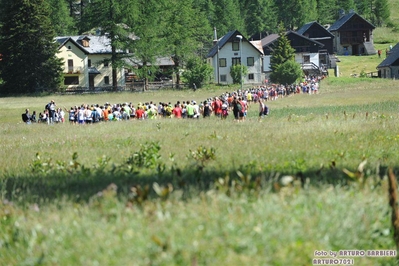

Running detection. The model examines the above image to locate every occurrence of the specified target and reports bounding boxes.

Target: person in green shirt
[122,103,131,120]
[186,102,195,118]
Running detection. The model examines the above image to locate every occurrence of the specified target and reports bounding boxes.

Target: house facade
[328,10,376,55]
[56,35,125,89]
[297,21,334,55]
[261,31,325,76]
[207,30,264,85]
[377,43,399,79]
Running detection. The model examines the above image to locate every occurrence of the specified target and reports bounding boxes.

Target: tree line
[0,0,391,94]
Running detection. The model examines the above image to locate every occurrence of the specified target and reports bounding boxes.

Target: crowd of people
[22,76,321,124]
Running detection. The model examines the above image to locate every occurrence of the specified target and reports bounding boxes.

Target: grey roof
[56,35,124,54]
[260,34,279,47]
[123,56,174,67]
[329,12,375,32]
[377,43,399,68]
[297,21,334,37]
[206,30,263,58]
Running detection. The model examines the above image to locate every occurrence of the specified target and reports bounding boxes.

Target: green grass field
[1,77,399,265]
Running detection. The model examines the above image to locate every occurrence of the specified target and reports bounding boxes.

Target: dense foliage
[0,0,394,94]
[53,0,393,37]
[230,64,248,84]
[269,30,302,84]
[182,57,213,88]
[0,0,63,94]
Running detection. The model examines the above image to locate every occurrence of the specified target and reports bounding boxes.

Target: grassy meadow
[1,76,399,265]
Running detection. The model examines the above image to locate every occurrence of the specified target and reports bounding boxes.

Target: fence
[60,81,188,95]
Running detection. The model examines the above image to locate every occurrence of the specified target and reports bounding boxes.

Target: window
[82,39,89,47]
[219,58,226,67]
[220,75,227,82]
[68,59,73,73]
[64,76,79,85]
[88,59,91,67]
[232,42,239,51]
[104,76,110,85]
[104,61,109,67]
[248,73,254,80]
[247,57,254,66]
[67,46,72,50]
[232,58,241,65]
[303,55,310,63]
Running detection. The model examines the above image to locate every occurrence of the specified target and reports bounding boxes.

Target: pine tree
[125,0,168,91]
[316,0,338,24]
[163,0,212,87]
[374,0,390,26]
[270,30,295,72]
[336,0,356,13]
[213,0,245,35]
[82,0,135,90]
[243,0,277,37]
[0,0,63,94]
[47,0,77,35]
[269,28,302,84]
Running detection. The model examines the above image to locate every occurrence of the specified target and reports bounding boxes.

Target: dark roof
[297,22,313,35]
[377,43,399,68]
[329,12,375,32]
[297,21,334,37]
[56,37,88,54]
[207,30,236,58]
[261,31,324,48]
[206,30,263,58]
[88,67,101,75]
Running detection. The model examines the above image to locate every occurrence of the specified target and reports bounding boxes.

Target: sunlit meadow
[0,77,399,265]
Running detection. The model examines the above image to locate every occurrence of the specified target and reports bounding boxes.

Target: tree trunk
[112,44,118,91]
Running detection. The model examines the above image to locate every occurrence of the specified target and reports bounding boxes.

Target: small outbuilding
[377,43,399,79]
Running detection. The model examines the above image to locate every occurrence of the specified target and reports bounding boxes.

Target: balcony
[64,66,83,74]
[340,37,363,45]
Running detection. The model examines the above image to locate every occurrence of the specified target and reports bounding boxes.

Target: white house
[56,35,125,89]
[206,30,264,85]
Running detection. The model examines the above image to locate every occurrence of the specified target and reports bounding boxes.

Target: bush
[182,57,213,88]
[270,60,302,84]
[230,64,248,84]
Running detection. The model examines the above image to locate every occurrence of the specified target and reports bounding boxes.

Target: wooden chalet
[261,31,326,76]
[328,10,376,55]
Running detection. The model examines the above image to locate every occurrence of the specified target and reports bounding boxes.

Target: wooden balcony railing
[64,66,83,74]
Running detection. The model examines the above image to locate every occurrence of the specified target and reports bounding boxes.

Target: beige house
[56,35,125,89]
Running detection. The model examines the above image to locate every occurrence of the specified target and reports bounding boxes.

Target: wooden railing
[61,82,187,94]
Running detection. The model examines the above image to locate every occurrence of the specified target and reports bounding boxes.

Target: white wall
[295,53,320,66]
[263,52,320,73]
[210,41,263,84]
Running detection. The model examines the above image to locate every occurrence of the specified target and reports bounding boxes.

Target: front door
[352,45,359,55]
[89,75,95,88]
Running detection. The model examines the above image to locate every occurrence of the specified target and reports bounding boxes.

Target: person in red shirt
[172,104,182,118]
[212,97,222,117]
[136,107,145,120]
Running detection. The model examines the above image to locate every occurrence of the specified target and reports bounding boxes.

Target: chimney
[213,27,218,46]
[338,9,345,19]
